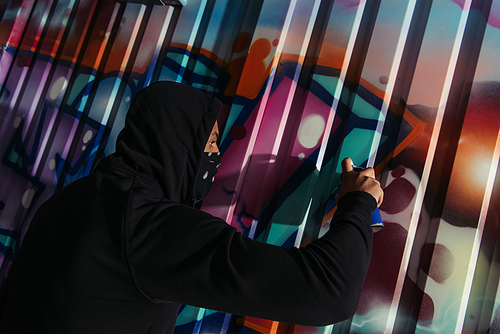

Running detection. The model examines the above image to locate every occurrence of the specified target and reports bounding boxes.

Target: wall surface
[1,0,500,333]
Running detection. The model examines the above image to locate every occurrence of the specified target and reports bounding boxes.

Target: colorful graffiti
[0,0,500,333]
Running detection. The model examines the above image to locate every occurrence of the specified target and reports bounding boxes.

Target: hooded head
[113,81,221,205]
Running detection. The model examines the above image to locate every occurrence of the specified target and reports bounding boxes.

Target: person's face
[204,121,219,153]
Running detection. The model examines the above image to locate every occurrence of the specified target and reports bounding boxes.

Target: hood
[111,81,221,205]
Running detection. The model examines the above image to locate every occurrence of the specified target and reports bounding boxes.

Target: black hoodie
[0,81,376,334]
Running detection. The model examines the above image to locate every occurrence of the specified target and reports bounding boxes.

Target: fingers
[360,169,383,202]
[361,167,376,179]
[377,190,384,207]
[361,175,383,207]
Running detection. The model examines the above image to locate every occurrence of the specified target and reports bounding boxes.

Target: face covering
[194,152,221,203]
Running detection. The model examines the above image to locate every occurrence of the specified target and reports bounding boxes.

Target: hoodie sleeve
[126,190,375,326]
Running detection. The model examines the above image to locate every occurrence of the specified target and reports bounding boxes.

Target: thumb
[341,157,354,174]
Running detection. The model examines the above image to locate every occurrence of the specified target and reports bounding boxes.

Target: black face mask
[193,152,221,203]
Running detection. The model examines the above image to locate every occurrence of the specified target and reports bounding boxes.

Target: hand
[336,158,384,207]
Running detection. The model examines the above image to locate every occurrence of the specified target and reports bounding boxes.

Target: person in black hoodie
[0,81,383,334]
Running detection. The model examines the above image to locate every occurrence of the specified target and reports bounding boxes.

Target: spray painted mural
[0,0,499,332]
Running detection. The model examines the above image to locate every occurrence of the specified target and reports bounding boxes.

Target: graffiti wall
[1,0,499,332]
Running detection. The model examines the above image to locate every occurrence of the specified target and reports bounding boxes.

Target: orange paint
[235,38,274,99]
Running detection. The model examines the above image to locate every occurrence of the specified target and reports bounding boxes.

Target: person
[0,81,383,333]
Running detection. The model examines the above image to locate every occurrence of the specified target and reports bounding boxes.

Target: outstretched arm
[127,158,383,326]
